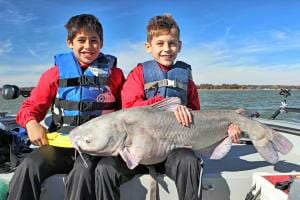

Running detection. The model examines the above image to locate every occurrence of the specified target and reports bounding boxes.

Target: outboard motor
[1,85,32,100]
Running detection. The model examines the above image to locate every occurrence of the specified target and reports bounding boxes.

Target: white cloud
[272,30,287,40]
[110,40,300,85]
[28,48,38,57]
[0,64,47,87]
[236,29,300,55]
[2,36,300,87]
[0,39,12,56]
[110,42,151,75]
[180,43,300,85]
[191,64,300,85]
[0,0,37,25]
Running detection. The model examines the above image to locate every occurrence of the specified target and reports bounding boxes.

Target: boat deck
[1,121,300,200]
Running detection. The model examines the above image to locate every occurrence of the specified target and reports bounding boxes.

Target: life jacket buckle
[79,76,88,85]
[161,79,177,88]
[78,101,85,112]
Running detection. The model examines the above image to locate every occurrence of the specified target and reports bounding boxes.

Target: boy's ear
[178,41,182,52]
[144,42,151,53]
[66,39,73,49]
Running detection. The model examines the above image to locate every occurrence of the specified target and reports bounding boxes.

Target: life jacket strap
[144,79,187,91]
[54,98,117,112]
[56,126,76,134]
[59,75,108,87]
[52,113,97,126]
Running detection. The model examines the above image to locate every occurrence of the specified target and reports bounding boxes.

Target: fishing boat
[0,86,300,200]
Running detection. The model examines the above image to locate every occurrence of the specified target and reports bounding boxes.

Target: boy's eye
[91,39,98,43]
[156,42,164,46]
[169,41,178,46]
[78,39,85,43]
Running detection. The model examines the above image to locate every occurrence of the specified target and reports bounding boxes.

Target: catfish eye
[83,136,91,144]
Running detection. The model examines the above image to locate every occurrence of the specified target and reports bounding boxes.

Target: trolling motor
[270,89,300,119]
[0,85,33,130]
[1,85,33,100]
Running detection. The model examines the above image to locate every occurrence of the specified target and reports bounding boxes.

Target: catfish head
[69,113,127,156]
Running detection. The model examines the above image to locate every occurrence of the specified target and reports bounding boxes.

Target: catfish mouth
[73,141,86,152]
[73,141,89,168]
[72,136,120,156]
[72,140,110,168]
[72,140,95,154]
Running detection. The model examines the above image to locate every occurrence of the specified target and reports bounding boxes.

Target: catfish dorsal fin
[151,97,181,112]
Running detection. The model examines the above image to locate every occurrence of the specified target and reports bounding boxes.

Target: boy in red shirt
[95,14,240,200]
[7,14,125,200]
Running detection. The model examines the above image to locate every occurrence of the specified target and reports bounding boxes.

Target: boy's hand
[26,120,49,146]
[174,105,192,127]
[227,123,241,143]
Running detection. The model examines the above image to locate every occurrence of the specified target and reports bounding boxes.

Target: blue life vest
[51,52,117,133]
[142,60,191,105]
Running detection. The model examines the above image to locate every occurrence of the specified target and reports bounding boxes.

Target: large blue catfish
[69,97,293,169]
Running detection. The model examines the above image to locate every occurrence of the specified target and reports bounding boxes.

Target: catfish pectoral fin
[209,137,232,159]
[195,137,232,159]
[119,147,142,169]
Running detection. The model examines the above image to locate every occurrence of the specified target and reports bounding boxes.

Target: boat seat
[40,173,179,200]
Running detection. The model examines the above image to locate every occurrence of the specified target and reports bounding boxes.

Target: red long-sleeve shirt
[16,66,125,128]
[121,64,200,110]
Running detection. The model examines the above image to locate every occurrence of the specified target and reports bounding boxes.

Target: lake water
[0,90,299,123]
[200,90,300,123]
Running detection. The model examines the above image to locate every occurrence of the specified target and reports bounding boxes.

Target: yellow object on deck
[46,132,73,148]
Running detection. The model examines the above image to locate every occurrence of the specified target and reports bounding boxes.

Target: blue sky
[1,0,300,87]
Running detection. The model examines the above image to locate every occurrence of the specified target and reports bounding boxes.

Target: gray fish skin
[69,99,293,169]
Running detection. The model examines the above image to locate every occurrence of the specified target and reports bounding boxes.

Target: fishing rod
[270,88,300,119]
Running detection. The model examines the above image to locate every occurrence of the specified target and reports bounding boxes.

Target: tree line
[196,84,300,90]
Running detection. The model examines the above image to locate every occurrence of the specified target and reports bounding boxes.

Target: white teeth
[82,52,93,55]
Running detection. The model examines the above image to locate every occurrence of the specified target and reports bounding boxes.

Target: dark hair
[147,14,180,42]
[65,14,103,42]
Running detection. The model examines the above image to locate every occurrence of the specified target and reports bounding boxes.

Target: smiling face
[145,31,181,67]
[67,28,103,66]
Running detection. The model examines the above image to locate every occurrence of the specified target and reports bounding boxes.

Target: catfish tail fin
[253,131,293,164]
[271,131,293,155]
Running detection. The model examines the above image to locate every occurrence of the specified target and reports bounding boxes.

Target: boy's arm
[173,79,199,126]
[16,66,58,127]
[121,64,164,108]
[187,80,200,110]
[108,67,126,110]
[16,66,58,146]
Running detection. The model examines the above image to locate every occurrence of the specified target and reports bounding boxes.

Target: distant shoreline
[196,84,300,91]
